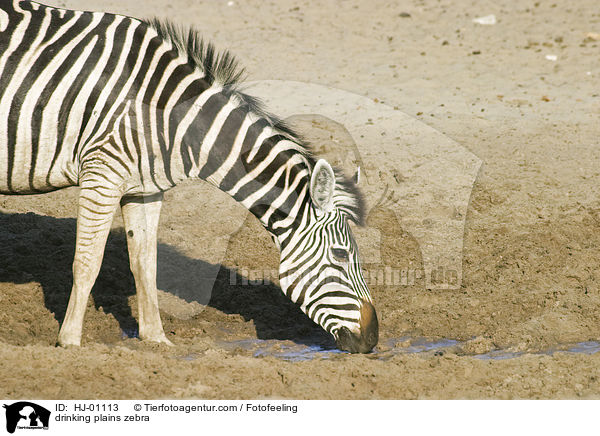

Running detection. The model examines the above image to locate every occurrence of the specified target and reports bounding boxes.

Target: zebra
[0,0,378,353]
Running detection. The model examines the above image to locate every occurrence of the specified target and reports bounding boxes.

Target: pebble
[472,14,496,25]
[584,32,600,42]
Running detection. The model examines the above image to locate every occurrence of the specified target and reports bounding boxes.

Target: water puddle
[385,337,461,354]
[217,339,345,361]
[210,337,600,362]
[473,350,525,360]
[565,341,600,355]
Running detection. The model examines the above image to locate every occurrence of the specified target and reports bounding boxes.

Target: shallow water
[212,337,600,362]
[385,337,460,354]
[566,341,600,355]
[218,338,345,361]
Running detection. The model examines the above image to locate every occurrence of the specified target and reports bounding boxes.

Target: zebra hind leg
[57,182,122,347]
[120,193,173,345]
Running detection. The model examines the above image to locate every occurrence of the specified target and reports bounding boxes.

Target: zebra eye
[331,247,349,263]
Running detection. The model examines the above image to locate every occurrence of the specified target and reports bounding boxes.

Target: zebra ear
[310,159,335,213]
[353,167,361,185]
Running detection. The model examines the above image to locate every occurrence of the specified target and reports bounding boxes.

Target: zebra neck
[181,88,312,245]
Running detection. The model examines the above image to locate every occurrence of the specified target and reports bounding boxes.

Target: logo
[3,402,50,434]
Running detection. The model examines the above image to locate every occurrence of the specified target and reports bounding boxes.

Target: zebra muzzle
[335,301,379,353]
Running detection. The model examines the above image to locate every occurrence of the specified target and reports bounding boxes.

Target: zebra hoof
[157,337,174,347]
[57,328,83,347]
[56,337,82,348]
[141,334,174,346]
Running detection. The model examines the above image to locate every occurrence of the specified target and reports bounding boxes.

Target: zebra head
[278,159,378,353]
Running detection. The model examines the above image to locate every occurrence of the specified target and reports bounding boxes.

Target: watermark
[229,265,459,288]
[132,80,481,318]
[247,80,481,291]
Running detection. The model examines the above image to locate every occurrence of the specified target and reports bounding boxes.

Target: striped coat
[0,0,378,353]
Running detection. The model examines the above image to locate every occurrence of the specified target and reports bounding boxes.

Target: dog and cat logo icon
[2,402,50,433]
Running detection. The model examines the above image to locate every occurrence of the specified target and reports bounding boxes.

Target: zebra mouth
[335,325,378,354]
[334,302,378,353]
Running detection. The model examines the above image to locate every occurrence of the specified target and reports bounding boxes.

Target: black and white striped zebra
[0,0,378,353]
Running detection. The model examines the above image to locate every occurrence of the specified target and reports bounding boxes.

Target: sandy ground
[1,0,600,399]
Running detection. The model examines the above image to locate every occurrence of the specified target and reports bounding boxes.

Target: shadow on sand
[0,211,333,348]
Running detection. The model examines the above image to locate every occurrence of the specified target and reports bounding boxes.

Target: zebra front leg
[120,193,172,345]
[57,182,122,347]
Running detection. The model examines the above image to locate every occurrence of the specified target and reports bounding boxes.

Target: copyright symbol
[134,404,142,412]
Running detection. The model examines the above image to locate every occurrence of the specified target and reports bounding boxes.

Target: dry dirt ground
[1,0,600,399]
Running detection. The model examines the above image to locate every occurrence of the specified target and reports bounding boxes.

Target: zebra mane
[332,172,366,226]
[145,18,244,87]
[235,93,367,226]
[145,18,365,226]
